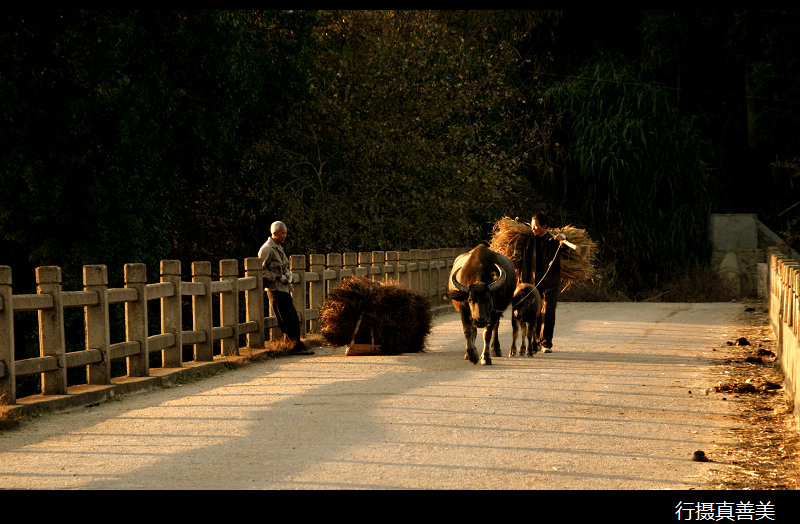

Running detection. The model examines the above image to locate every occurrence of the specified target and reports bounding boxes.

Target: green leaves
[243,10,532,253]
[540,58,713,293]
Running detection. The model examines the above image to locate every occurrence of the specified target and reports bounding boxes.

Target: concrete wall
[710,213,800,299]
[710,213,762,296]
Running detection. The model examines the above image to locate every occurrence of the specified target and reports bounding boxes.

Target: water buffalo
[443,245,515,365]
[510,282,543,357]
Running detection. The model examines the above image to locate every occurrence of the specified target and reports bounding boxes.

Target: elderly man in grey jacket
[258,221,312,355]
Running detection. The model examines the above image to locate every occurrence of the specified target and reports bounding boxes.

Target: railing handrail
[0,248,465,406]
[767,246,800,430]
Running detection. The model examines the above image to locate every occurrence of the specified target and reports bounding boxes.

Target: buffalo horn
[451,268,468,292]
[487,264,506,292]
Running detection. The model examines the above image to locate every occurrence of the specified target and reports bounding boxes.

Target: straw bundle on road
[319,276,432,354]
[488,216,597,282]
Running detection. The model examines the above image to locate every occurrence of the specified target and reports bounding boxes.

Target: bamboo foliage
[540,59,714,293]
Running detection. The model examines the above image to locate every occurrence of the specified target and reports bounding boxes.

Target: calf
[510,282,543,357]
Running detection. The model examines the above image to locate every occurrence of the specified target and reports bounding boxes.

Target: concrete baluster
[309,254,325,333]
[326,253,343,296]
[125,263,149,377]
[84,264,110,385]
[160,260,183,367]
[244,257,265,349]
[219,259,239,356]
[37,266,67,394]
[0,266,16,403]
[192,261,214,360]
[290,254,307,338]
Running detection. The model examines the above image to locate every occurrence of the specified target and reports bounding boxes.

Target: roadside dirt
[706,301,800,490]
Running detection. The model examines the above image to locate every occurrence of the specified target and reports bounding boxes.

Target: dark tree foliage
[0,10,312,290]
[1,8,799,301]
[241,10,541,255]
[514,9,800,294]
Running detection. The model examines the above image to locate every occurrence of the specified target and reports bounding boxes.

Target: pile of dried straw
[488,216,597,282]
[319,276,432,354]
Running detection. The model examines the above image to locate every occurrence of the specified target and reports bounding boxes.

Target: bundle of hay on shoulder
[488,216,597,282]
[319,276,432,355]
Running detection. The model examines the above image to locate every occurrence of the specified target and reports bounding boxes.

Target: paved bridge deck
[0,302,753,490]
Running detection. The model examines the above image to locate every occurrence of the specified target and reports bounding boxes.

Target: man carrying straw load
[526,212,565,353]
[489,212,596,353]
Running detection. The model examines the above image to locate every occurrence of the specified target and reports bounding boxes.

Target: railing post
[160,260,183,367]
[84,264,110,385]
[244,257,264,349]
[125,263,149,377]
[398,251,410,288]
[430,249,442,307]
[793,267,799,337]
[36,266,67,395]
[386,251,399,283]
[344,252,358,279]
[790,263,800,338]
[290,255,307,338]
[372,251,385,282]
[220,259,239,356]
[327,253,343,294]
[0,266,16,404]
[192,261,214,360]
[309,254,325,333]
[358,252,372,280]
[410,249,421,293]
[420,249,431,300]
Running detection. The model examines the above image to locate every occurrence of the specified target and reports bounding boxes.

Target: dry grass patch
[706,304,800,490]
[0,393,24,432]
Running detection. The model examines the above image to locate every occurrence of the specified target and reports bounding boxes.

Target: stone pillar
[244,257,264,349]
[419,249,431,300]
[386,251,399,284]
[291,255,307,338]
[410,249,421,293]
[0,266,16,404]
[36,266,67,395]
[84,264,110,385]
[398,251,410,288]
[160,260,183,367]
[344,252,358,280]
[309,254,326,333]
[125,263,149,377]
[192,261,214,360]
[327,253,343,295]
[219,259,239,356]
[372,251,386,282]
[718,251,742,296]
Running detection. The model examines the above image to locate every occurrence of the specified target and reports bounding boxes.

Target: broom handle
[548,232,578,252]
[350,312,364,346]
[560,238,580,251]
[554,235,589,259]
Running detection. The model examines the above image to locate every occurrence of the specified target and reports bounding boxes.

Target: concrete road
[0,302,747,490]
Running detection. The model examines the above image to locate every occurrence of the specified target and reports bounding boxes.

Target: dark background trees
[0,10,313,291]
[2,9,798,299]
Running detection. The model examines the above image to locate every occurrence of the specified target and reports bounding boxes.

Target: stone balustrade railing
[0,248,465,407]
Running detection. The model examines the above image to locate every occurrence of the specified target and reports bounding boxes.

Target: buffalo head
[447,263,506,328]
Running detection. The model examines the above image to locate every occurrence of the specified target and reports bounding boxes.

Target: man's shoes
[288,341,314,355]
[542,343,553,353]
